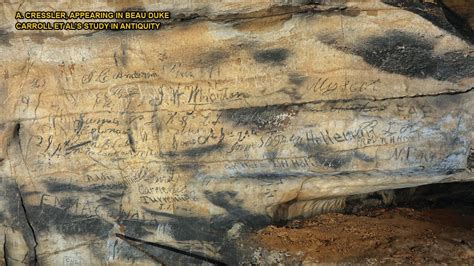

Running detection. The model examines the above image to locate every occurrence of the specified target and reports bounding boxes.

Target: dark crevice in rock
[6,122,23,161]
[1,79,471,127]
[3,234,8,266]
[16,185,38,265]
[12,123,20,141]
[116,233,226,265]
[115,234,167,264]
[356,86,474,102]
[216,86,474,115]
[170,4,345,24]
[468,148,474,170]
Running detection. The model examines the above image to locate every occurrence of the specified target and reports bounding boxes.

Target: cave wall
[0,0,473,264]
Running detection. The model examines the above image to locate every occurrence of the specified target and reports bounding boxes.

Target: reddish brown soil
[255,208,474,263]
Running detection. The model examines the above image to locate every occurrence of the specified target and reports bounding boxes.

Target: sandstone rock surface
[0,0,473,264]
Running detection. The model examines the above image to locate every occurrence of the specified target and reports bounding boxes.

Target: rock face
[0,0,472,264]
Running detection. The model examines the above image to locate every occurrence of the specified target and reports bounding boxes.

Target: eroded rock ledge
[0,0,472,264]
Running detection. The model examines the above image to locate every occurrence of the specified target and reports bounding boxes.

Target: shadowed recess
[382,0,474,43]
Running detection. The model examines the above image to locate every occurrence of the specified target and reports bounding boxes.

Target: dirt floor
[255,207,474,264]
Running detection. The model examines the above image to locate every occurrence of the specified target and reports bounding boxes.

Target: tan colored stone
[0,0,472,264]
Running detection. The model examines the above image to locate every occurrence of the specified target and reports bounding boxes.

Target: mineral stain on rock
[354,31,436,79]
[312,151,352,169]
[294,142,375,170]
[196,50,229,67]
[222,105,298,131]
[180,143,225,157]
[45,181,126,193]
[331,30,474,81]
[27,204,113,236]
[204,190,270,227]
[318,30,474,82]
[253,48,289,64]
[0,29,12,47]
[288,73,308,86]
